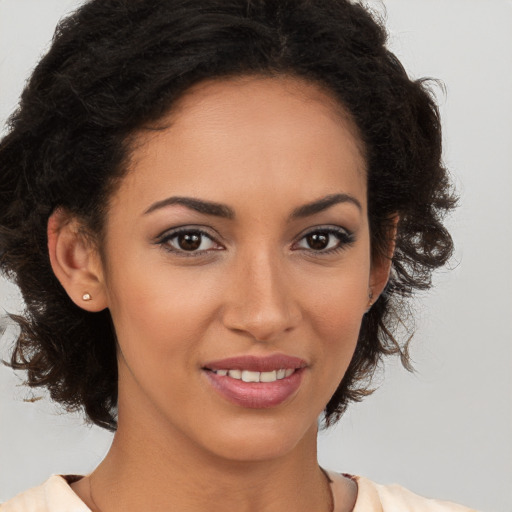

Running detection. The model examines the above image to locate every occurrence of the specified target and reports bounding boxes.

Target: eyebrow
[143,193,361,219]
[289,193,362,219]
[144,196,235,218]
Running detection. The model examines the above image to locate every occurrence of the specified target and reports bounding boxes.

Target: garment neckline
[58,471,361,512]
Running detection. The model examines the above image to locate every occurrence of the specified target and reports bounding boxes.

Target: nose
[221,250,302,342]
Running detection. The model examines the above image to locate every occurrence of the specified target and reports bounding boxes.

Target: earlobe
[367,259,390,309]
[368,215,399,307]
[47,209,108,312]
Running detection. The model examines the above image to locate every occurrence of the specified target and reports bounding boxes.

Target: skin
[49,75,391,512]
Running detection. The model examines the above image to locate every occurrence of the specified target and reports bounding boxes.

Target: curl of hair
[0,0,456,431]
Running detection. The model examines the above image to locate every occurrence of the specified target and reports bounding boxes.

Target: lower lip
[203,369,305,409]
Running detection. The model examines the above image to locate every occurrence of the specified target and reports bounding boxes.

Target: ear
[368,215,399,305]
[47,208,108,312]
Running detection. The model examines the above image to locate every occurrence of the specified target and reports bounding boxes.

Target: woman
[0,0,477,510]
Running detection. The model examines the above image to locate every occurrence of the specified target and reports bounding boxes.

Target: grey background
[1,1,511,510]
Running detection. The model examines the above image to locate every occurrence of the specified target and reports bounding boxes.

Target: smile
[203,354,307,408]
[210,368,295,382]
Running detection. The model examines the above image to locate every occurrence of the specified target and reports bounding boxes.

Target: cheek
[104,254,223,377]
[303,268,369,374]
[313,294,365,357]
[109,280,194,353]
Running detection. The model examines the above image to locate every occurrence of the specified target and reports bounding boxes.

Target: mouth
[203,354,307,373]
[202,354,307,408]
[207,368,296,382]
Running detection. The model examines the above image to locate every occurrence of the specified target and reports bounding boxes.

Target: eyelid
[153,224,354,257]
[155,223,222,240]
[291,225,355,252]
[155,225,225,256]
[294,224,352,239]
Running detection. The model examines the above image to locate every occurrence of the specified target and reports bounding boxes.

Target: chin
[195,414,319,464]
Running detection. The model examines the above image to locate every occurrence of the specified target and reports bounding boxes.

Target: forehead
[115,75,367,218]
[158,75,365,166]
[170,75,361,139]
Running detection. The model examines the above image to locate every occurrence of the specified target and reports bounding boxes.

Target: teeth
[242,370,260,383]
[228,369,241,379]
[212,368,295,382]
[259,370,277,383]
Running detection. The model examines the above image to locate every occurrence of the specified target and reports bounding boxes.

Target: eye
[157,228,222,255]
[293,227,354,253]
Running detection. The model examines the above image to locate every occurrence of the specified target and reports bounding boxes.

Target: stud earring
[365,290,374,313]
[82,293,92,301]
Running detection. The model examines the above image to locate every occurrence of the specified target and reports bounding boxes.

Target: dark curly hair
[0,0,456,431]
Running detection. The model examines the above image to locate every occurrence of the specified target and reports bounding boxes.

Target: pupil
[307,232,329,250]
[178,233,201,251]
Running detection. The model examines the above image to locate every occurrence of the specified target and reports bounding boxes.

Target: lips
[202,354,307,409]
[210,368,295,383]
[204,354,307,372]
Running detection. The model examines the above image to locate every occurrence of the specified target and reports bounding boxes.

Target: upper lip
[203,354,308,372]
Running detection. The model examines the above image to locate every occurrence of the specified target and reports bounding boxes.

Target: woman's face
[98,76,384,462]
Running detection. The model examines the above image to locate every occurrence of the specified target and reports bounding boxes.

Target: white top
[1,472,478,511]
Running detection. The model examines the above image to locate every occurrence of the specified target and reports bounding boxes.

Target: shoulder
[1,476,90,512]
[327,471,479,512]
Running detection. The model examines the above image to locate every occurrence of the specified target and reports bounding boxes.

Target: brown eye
[306,232,330,250]
[177,232,202,251]
[294,227,354,253]
[159,229,219,254]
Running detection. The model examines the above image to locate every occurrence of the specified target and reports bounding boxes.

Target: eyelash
[156,227,222,257]
[155,226,355,257]
[293,226,355,254]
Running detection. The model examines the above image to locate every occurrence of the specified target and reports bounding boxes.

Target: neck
[77,412,332,512]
